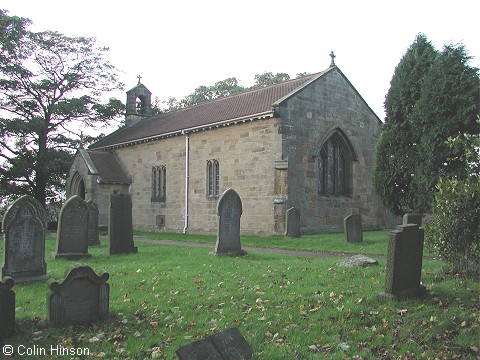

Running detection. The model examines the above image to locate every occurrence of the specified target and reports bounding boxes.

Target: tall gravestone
[47,265,109,327]
[379,224,426,300]
[109,193,137,255]
[54,196,91,260]
[87,201,100,247]
[0,277,15,338]
[344,214,363,243]
[211,188,246,256]
[2,195,47,282]
[284,207,301,238]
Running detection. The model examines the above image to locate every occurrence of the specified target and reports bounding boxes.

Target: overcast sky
[3,0,480,120]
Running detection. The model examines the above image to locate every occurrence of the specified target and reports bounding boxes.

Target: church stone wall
[113,118,282,235]
[278,68,385,233]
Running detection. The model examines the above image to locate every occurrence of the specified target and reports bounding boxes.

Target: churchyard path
[134,237,350,259]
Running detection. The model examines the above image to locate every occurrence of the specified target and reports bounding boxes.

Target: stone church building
[66,58,386,235]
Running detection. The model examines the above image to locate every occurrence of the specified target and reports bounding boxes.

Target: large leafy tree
[374,34,438,215]
[0,10,124,206]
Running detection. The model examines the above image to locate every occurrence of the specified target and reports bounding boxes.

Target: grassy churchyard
[2,231,479,359]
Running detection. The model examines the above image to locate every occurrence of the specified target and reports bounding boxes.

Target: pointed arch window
[207,159,220,197]
[318,132,353,196]
[151,165,166,202]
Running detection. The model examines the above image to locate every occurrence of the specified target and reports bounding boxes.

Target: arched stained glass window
[318,133,353,196]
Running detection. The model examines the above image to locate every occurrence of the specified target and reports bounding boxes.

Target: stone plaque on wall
[380,224,426,300]
[47,265,109,327]
[211,189,246,256]
[54,196,91,260]
[2,195,47,282]
[108,193,137,255]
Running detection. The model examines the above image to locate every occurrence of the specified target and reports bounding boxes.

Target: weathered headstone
[54,196,91,260]
[176,327,253,360]
[211,189,246,256]
[2,195,47,282]
[47,265,109,327]
[0,277,15,338]
[402,213,423,226]
[344,214,363,243]
[108,193,137,255]
[284,207,301,238]
[379,224,426,300]
[87,201,100,247]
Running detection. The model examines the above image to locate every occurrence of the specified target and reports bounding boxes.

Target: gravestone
[403,213,423,226]
[108,193,137,255]
[344,214,363,243]
[386,209,398,229]
[2,195,48,282]
[47,265,109,327]
[211,189,246,256]
[54,196,91,260]
[339,254,378,267]
[284,207,301,238]
[379,224,426,300]
[87,201,100,247]
[176,327,253,360]
[0,277,15,338]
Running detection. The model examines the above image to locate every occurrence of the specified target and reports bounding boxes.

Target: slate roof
[82,150,131,184]
[90,68,333,150]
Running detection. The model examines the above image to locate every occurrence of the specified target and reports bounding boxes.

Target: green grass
[2,234,478,359]
[134,230,433,256]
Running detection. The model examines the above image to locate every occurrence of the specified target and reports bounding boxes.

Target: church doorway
[70,171,86,200]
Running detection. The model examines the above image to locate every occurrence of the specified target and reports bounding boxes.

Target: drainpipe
[182,131,189,233]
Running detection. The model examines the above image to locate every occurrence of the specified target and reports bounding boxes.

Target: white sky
[2,0,480,121]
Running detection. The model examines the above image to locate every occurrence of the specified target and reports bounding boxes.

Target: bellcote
[125,77,152,126]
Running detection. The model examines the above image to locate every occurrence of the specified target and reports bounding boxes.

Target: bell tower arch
[125,76,152,126]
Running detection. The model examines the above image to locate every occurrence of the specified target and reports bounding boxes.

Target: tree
[374,34,479,214]
[426,120,480,278]
[252,72,290,88]
[374,34,438,214]
[0,10,124,206]
[408,44,480,211]
[180,77,245,108]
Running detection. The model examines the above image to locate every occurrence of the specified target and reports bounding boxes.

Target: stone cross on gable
[137,75,142,84]
[330,51,336,66]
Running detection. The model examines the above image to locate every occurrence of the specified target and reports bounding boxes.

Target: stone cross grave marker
[87,201,100,247]
[403,213,423,226]
[54,195,91,260]
[284,207,301,238]
[211,189,246,256]
[108,193,137,255]
[379,224,426,300]
[2,195,47,282]
[176,327,253,360]
[344,214,363,243]
[0,277,15,339]
[47,265,109,327]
